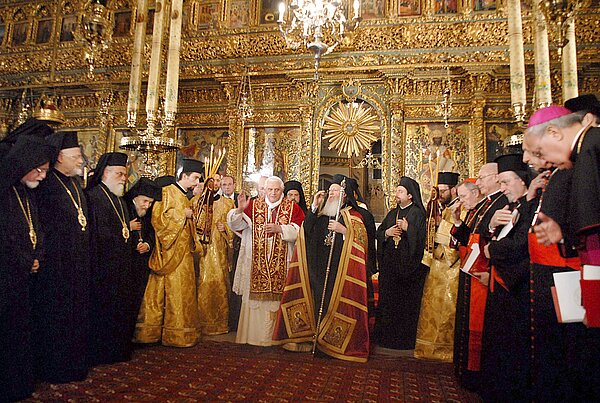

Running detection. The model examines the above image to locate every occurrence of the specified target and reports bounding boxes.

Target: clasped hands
[385,218,408,238]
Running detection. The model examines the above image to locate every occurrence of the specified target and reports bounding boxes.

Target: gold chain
[53,171,87,231]
[99,185,130,242]
[12,186,37,249]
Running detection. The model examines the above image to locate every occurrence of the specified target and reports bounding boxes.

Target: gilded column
[470,96,486,177]
[145,0,167,135]
[126,0,148,129]
[94,90,114,167]
[224,82,245,190]
[163,0,183,130]
[533,0,552,108]
[562,18,578,102]
[507,0,527,122]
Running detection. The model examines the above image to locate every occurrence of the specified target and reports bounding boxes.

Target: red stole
[272,208,370,362]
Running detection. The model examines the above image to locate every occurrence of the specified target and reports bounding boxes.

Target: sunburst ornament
[322,102,379,158]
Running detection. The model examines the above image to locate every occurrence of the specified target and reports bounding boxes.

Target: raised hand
[534,212,563,245]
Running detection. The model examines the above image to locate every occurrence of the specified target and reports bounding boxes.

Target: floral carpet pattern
[26,341,481,402]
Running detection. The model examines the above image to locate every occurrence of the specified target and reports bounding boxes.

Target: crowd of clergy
[1,94,599,402]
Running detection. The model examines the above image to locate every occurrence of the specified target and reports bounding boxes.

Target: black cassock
[86,182,135,365]
[0,184,42,401]
[481,196,533,403]
[374,203,426,349]
[125,199,155,312]
[33,169,90,383]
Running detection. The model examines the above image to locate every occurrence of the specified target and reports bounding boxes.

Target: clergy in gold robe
[195,174,235,335]
[134,158,203,347]
[227,176,305,346]
[415,172,461,362]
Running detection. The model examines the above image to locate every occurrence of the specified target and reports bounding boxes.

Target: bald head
[476,163,499,196]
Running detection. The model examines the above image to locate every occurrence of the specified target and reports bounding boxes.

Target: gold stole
[250,197,294,300]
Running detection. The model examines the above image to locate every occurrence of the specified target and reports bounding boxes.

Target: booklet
[552,271,585,323]
[460,242,480,275]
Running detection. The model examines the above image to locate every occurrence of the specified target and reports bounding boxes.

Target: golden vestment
[197,196,234,335]
[134,184,200,347]
[414,207,461,361]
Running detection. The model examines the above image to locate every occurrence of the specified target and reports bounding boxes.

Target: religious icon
[11,22,28,46]
[60,15,77,42]
[36,19,52,44]
[114,11,132,37]
[398,0,421,17]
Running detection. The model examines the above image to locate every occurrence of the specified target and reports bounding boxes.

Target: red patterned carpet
[25,341,481,402]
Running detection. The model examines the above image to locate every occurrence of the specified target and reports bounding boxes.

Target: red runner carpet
[26,341,481,402]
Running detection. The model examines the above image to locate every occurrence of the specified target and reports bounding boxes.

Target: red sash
[528,232,581,270]
[465,233,489,371]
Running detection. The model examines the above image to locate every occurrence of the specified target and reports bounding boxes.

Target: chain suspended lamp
[277,0,361,79]
[435,66,453,128]
[74,0,114,77]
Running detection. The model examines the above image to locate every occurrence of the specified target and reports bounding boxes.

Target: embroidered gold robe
[414,207,461,361]
[134,184,200,347]
[197,196,234,335]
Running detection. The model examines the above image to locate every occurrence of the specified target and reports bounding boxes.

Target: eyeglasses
[35,167,49,174]
[477,173,495,181]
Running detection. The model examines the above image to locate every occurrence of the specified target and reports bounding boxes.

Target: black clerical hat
[565,94,600,117]
[399,176,425,212]
[3,118,55,144]
[182,158,204,174]
[284,180,307,212]
[46,131,79,150]
[438,172,459,187]
[126,177,162,201]
[155,175,176,187]
[0,135,57,190]
[495,153,531,185]
[87,152,128,189]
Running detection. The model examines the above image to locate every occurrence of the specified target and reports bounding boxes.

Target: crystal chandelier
[352,151,382,169]
[237,69,254,123]
[278,0,361,79]
[74,0,114,77]
[539,0,590,58]
[435,67,453,128]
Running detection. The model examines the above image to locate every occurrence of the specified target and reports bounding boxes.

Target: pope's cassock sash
[273,208,370,362]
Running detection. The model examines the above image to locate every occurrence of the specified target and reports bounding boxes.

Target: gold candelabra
[74,0,114,77]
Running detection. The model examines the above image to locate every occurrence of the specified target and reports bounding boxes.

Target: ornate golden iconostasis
[0,0,599,215]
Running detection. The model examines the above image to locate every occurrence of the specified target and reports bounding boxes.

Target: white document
[582,265,600,280]
[496,209,520,241]
[460,243,480,274]
[553,271,585,323]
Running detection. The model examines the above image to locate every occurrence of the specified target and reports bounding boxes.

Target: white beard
[24,180,40,189]
[134,204,147,217]
[105,180,125,197]
[320,198,339,217]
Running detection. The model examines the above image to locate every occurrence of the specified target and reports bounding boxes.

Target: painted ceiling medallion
[323,101,379,158]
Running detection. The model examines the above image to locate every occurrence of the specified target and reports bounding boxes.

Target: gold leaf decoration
[322,102,380,158]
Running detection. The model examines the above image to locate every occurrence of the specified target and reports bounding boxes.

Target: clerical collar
[175,181,188,195]
[223,193,234,199]
[570,124,587,154]
[399,202,413,210]
[487,189,502,200]
[266,196,283,210]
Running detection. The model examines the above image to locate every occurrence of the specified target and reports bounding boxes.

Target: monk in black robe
[480,154,534,402]
[86,152,135,365]
[33,131,90,383]
[450,163,508,391]
[526,103,600,401]
[124,177,161,313]
[375,176,426,350]
[0,135,55,402]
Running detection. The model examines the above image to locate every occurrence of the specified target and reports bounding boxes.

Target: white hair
[265,176,284,189]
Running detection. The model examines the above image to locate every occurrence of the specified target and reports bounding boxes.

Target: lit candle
[278,2,285,23]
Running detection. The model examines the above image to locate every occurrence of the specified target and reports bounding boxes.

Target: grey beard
[105,181,125,197]
[134,205,147,217]
[319,199,339,217]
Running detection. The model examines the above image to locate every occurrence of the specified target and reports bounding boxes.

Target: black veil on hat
[1,118,56,161]
[0,135,57,190]
[437,172,459,187]
[46,131,79,150]
[495,153,532,186]
[284,180,307,212]
[125,177,162,201]
[87,152,128,189]
[399,176,425,212]
[155,175,176,188]
[565,94,600,117]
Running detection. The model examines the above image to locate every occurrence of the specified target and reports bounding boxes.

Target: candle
[353,0,360,19]
[278,2,285,23]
